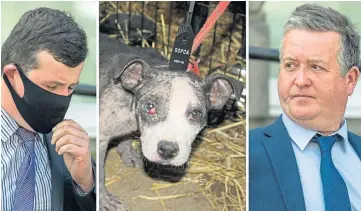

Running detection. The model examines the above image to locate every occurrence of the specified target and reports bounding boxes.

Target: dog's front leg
[116,138,143,168]
[99,135,127,211]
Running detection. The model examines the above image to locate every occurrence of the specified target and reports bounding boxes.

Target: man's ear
[2,64,25,97]
[206,74,235,110]
[346,65,360,96]
[113,57,149,92]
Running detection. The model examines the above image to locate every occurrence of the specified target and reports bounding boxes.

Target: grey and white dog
[99,34,234,210]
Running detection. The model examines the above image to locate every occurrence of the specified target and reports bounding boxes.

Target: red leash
[188,1,231,75]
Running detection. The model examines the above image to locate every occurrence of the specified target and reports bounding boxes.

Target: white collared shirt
[282,114,361,211]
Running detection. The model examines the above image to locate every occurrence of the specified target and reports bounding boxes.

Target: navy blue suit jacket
[249,116,361,211]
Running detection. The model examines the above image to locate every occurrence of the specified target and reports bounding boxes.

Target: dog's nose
[157,141,179,159]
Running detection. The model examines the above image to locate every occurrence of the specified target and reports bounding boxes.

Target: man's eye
[311,64,323,71]
[46,85,57,90]
[285,62,297,70]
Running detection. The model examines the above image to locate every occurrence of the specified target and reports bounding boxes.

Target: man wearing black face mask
[1,7,95,211]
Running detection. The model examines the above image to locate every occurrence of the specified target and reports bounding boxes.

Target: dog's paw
[100,189,127,211]
[116,139,143,168]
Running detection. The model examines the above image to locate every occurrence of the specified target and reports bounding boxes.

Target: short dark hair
[1,7,88,72]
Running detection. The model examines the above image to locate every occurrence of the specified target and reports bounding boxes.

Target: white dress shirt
[282,114,361,211]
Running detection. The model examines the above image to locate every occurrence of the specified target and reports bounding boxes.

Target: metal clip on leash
[169,1,195,72]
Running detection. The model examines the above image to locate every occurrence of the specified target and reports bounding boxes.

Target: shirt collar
[1,108,20,142]
[1,108,45,143]
[282,113,348,151]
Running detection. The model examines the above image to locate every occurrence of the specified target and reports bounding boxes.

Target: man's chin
[287,108,319,122]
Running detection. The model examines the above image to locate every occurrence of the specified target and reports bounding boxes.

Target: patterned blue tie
[13,127,36,211]
[316,135,351,211]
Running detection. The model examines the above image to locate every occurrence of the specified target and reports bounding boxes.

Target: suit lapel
[44,133,64,211]
[348,131,361,159]
[262,116,306,211]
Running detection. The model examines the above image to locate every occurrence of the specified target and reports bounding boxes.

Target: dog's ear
[114,58,149,91]
[206,74,235,110]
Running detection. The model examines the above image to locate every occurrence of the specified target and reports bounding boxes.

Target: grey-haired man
[250,4,361,211]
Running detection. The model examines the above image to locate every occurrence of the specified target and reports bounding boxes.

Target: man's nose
[294,68,311,87]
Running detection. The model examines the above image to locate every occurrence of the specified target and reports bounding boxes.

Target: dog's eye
[189,110,202,121]
[144,103,156,115]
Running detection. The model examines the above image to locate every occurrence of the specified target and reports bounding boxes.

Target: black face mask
[3,64,72,134]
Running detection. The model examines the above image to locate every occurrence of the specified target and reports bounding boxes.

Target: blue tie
[13,127,37,211]
[316,135,351,211]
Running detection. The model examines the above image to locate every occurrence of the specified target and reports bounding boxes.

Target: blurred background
[1,1,97,155]
[249,1,361,135]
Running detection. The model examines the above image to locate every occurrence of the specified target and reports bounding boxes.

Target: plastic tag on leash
[169,2,195,72]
